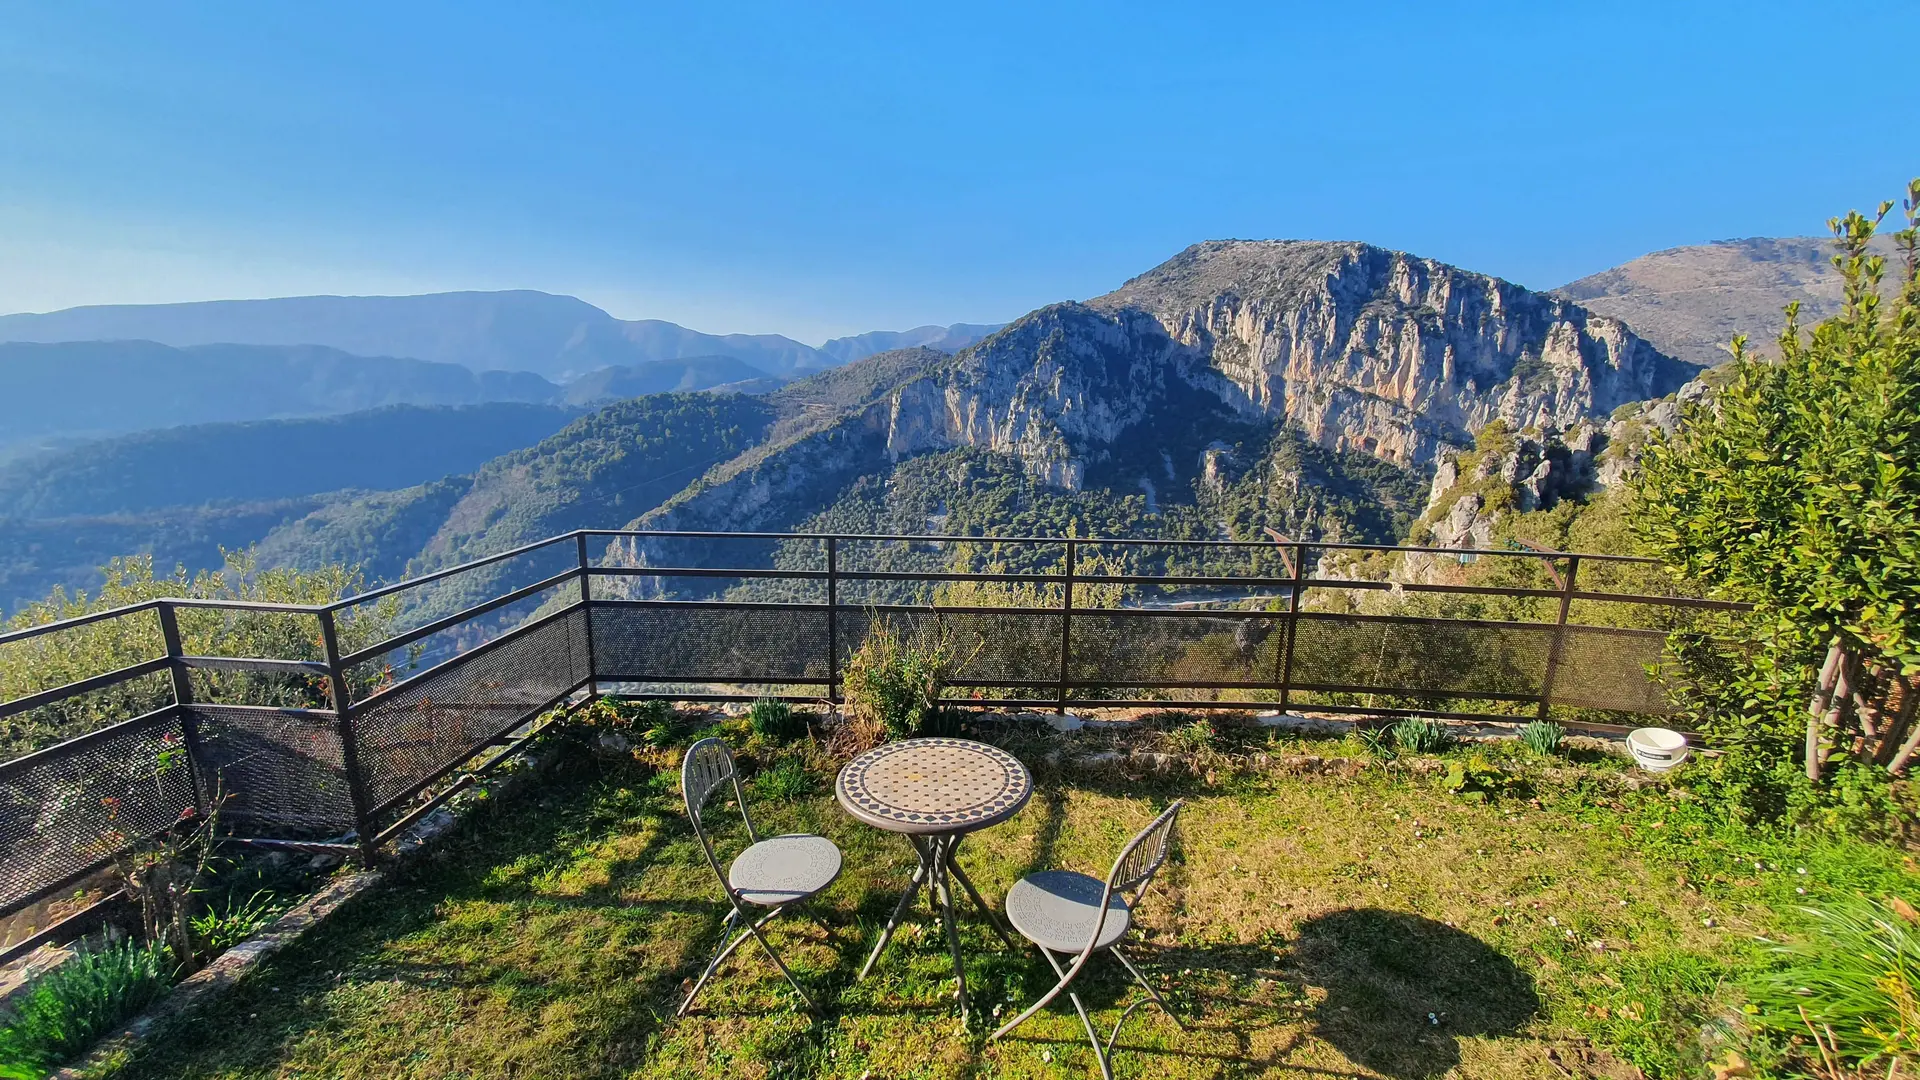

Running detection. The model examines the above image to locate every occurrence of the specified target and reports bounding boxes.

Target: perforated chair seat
[1005,870,1132,954]
[729,834,843,907]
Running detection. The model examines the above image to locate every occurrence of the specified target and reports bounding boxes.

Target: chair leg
[745,914,818,1015]
[677,907,807,1019]
[1043,947,1114,1080]
[1111,945,1187,1031]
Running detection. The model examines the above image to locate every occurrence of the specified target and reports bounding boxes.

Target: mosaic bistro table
[836,737,1033,1021]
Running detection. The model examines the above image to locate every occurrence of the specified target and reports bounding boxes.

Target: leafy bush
[1519,720,1565,757]
[1634,182,1920,816]
[842,619,956,742]
[1747,894,1920,1076]
[748,697,805,743]
[1390,716,1455,754]
[0,939,173,1075]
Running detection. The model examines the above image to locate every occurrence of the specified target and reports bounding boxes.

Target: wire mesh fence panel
[1067,611,1282,693]
[0,668,174,767]
[0,708,195,916]
[592,603,828,684]
[351,607,588,811]
[1289,613,1553,699]
[185,705,355,834]
[837,608,1063,687]
[1549,625,1676,715]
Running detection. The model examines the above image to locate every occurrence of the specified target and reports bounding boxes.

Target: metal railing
[0,528,1744,931]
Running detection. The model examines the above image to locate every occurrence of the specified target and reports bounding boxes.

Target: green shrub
[1390,716,1454,754]
[1442,752,1522,803]
[0,939,172,1075]
[747,697,805,743]
[1519,720,1565,757]
[1746,894,1920,1075]
[842,620,956,741]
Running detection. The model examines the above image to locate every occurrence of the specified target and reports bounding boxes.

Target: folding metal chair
[991,799,1186,1079]
[677,737,843,1018]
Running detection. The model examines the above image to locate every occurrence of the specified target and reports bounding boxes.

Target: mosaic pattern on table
[838,738,1031,829]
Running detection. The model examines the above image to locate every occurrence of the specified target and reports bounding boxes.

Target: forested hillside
[0,403,580,518]
[255,393,780,610]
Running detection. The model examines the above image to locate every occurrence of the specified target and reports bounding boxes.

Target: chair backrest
[1108,798,1183,900]
[1063,799,1185,967]
[682,738,759,900]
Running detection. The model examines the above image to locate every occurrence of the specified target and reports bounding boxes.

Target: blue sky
[1,1,1912,343]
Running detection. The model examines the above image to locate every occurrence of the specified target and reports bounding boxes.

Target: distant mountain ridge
[0,339,562,447]
[1554,234,1900,366]
[0,290,1003,381]
[819,323,1005,363]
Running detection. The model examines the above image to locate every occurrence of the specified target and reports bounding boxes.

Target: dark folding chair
[677,737,842,1018]
[991,799,1186,1079]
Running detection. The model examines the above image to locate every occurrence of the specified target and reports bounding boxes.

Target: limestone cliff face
[863,241,1695,492]
[1089,241,1697,469]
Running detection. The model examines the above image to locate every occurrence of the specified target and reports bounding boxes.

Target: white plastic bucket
[1627,727,1691,772]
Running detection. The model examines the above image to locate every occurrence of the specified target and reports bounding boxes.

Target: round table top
[836,737,1032,835]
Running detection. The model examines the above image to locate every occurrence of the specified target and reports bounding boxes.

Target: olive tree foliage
[1633,181,1920,813]
[0,551,398,761]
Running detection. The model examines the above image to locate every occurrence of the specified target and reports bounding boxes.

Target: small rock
[308,853,342,872]
[595,731,634,754]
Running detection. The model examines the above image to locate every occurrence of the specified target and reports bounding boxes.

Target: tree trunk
[1879,675,1919,767]
[1806,638,1846,781]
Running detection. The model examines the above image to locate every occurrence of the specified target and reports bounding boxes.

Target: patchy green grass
[84,731,1915,1080]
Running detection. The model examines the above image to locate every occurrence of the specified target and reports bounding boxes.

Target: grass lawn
[82,721,1917,1080]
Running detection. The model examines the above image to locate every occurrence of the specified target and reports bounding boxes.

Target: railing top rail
[0,599,162,647]
[326,533,579,611]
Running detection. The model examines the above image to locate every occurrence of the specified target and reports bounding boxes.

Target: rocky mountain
[610,241,1695,569]
[819,323,1006,364]
[1555,234,1900,367]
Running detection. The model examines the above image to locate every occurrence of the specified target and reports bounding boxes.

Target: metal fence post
[156,601,208,816]
[576,533,599,699]
[1278,543,1306,713]
[825,537,840,706]
[319,608,377,865]
[1537,555,1580,721]
[1057,539,1076,716]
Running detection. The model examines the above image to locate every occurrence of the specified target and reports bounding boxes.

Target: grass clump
[1390,716,1455,754]
[749,759,819,801]
[1520,720,1566,757]
[1746,894,1920,1075]
[191,890,287,960]
[841,619,956,742]
[747,697,805,743]
[0,939,172,1076]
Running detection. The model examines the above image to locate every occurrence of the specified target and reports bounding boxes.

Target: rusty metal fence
[0,528,1747,934]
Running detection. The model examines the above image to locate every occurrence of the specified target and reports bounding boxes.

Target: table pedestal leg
[930,834,971,1025]
[944,837,1017,950]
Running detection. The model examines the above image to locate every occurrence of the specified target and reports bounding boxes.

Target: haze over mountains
[0,230,1859,615]
[0,290,1004,381]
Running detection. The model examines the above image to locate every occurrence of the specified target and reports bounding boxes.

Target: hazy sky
[2,1,1912,343]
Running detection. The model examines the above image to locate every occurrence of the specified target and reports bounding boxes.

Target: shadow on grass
[1288,907,1538,1079]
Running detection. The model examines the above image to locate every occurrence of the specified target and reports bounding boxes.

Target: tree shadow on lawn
[1286,908,1538,1079]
